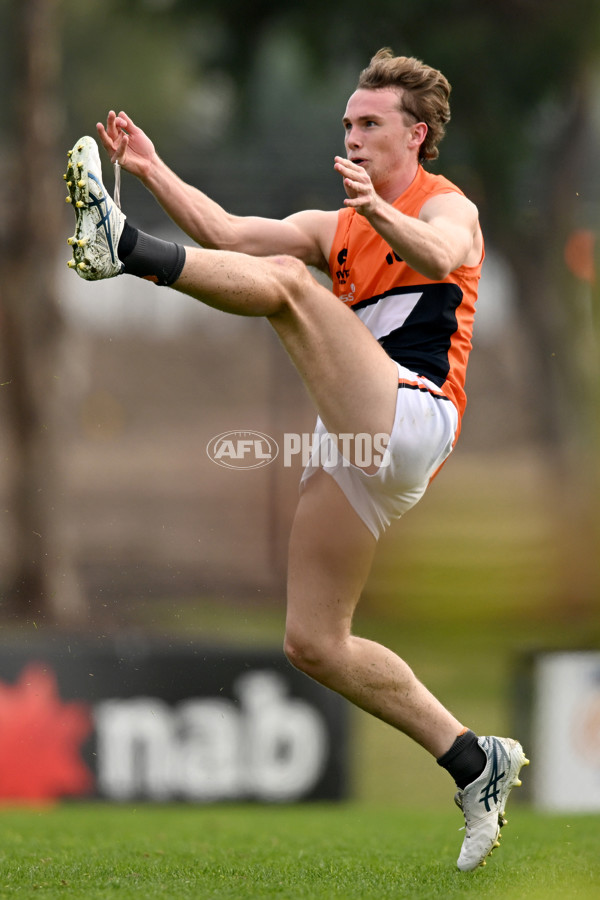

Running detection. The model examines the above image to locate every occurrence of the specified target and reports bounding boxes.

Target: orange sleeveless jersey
[328,165,483,425]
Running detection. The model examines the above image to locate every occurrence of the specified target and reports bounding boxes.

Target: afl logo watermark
[207,431,279,469]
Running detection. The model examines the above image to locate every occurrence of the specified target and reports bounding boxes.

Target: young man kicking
[64,48,528,870]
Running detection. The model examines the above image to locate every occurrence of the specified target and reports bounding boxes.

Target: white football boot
[64,136,125,280]
[455,735,529,871]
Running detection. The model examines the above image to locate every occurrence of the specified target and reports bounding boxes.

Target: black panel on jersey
[351,283,463,387]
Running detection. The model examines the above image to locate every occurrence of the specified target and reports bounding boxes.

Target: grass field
[0,803,598,899]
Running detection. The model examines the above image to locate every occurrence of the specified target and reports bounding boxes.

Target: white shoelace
[113,161,121,209]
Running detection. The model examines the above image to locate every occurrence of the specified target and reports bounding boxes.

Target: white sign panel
[532,652,600,810]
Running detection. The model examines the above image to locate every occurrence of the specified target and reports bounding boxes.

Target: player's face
[342,88,424,188]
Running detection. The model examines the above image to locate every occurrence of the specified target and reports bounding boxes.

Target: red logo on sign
[0,664,94,802]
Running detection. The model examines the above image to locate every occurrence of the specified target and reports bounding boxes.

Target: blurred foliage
[1,0,597,256]
[61,0,199,145]
[6,0,592,264]
[118,0,600,220]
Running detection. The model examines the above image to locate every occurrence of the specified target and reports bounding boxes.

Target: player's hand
[96,110,156,180]
[334,156,379,217]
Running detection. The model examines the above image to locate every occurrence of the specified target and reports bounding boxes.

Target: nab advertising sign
[0,639,349,804]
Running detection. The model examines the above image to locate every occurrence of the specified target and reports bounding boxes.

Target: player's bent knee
[283,629,339,681]
[267,255,317,310]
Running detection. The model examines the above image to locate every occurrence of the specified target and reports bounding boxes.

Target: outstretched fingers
[96,110,123,162]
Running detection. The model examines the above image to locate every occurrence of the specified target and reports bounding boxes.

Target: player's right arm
[97,111,335,272]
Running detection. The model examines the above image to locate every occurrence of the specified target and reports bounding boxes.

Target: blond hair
[357,48,451,161]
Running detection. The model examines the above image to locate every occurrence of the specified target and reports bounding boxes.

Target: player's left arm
[416,191,481,275]
[335,156,481,280]
[365,191,480,281]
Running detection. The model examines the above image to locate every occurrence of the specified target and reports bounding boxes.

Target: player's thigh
[271,294,398,441]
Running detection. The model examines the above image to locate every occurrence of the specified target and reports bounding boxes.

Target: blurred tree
[0,0,201,624]
[0,0,85,624]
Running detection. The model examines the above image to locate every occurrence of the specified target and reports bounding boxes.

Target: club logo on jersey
[335,248,350,285]
[386,250,403,265]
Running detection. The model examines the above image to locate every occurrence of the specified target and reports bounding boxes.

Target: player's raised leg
[175,250,400,450]
[64,136,399,455]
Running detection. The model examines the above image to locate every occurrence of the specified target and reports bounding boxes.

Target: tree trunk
[0,0,86,625]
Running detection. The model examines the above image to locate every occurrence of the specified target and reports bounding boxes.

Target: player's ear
[409,122,428,153]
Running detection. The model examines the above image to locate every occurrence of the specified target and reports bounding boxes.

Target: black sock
[436,729,487,789]
[117,221,186,286]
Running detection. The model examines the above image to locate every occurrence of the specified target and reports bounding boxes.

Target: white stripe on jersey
[354,291,423,342]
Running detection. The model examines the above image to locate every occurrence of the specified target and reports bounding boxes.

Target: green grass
[0,804,598,899]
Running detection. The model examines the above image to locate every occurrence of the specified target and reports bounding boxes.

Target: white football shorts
[300,363,459,539]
